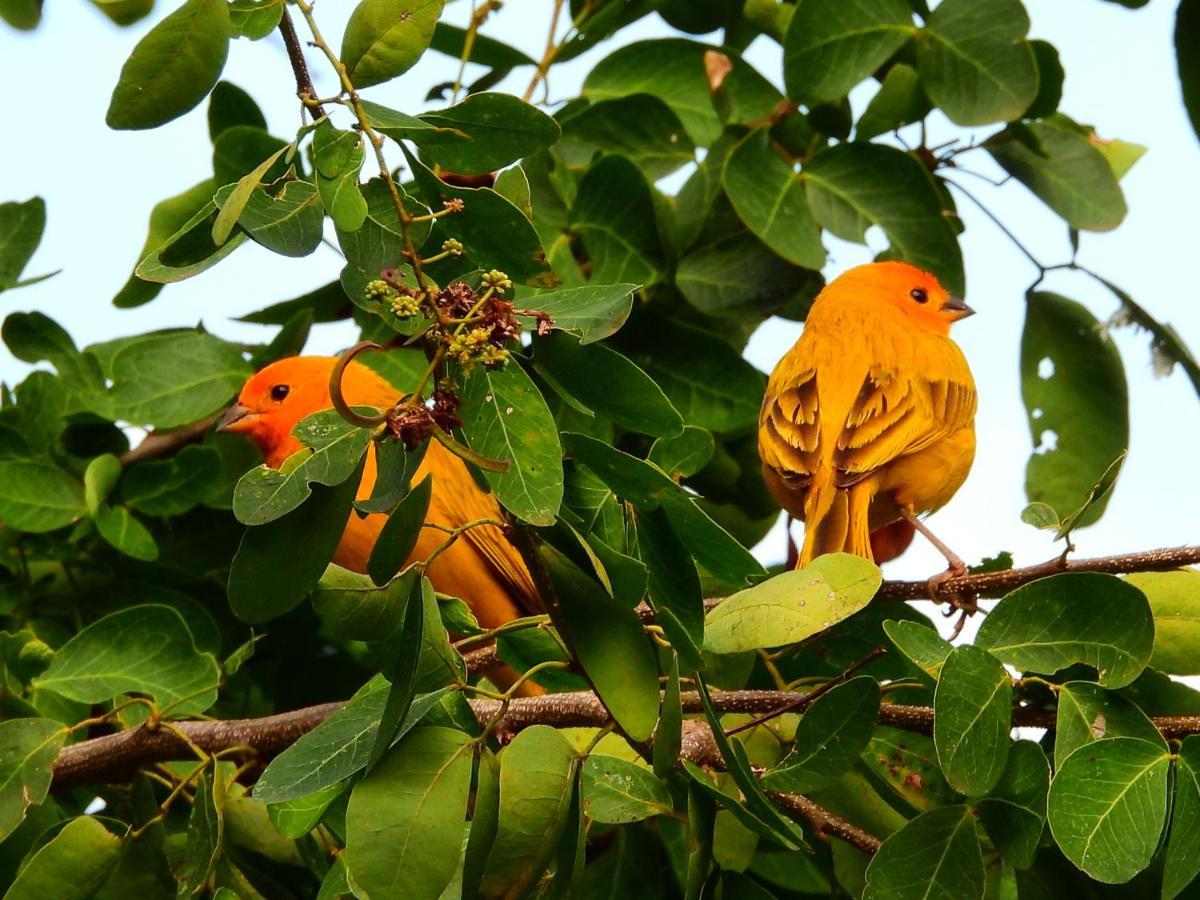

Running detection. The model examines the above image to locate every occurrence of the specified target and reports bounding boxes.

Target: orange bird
[218,356,539,635]
[758,261,977,568]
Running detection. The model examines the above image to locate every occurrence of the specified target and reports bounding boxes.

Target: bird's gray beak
[941,296,975,320]
[215,403,253,434]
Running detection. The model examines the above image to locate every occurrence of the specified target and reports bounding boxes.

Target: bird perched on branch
[759,261,977,570]
[218,356,540,679]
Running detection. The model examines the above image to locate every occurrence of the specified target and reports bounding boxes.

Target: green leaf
[208,81,266,139]
[653,655,683,779]
[915,0,1037,125]
[314,124,367,233]
[229,180,324,258]
[976,573,1152,688]
[534,332,683,438]
[582,755,673,824]
[356,439,428,515]
[403,146,554,286]
[177,769,224,895]
[561,94,696,181]
[459,361,563,526]
[882,619,952,683]
[429,20,536,68]
[0,459,86,533]
[95,504,159,561]
[856,64,930,140]
[988,117,1128,231]
[99,329,252,428]
[783,0,914,105]
[0,197,50,292]
[862,805,983,900]
[481,726,578,896]
[648,426,713,479]
[366,575,427,772]
[1027,39,1064,119]
[252,678,449,803]
[0,718,66,842]
[761,677,880,793]
[341,0,445,88]
[267,782,344,838]
[233,411,374,526]
[975,740,1049,870]
[115,180,211,305]
[864,726,961,812]
[806,142,964,295]
[0,0,40,29]
[211,144,288,244]
[336,178,428,275]
[1020,501,1060,531]
[121,444,222,517]
[365,476,432,586]
[1125,570,1200,675]
[722,128,824,269]
[133,198,249,284]
[1177,0,1200,143]
[105,0,230,130]
[312,566,413,642]
[541,544,660,742]
[676,232,819,318]
[3,816,124,900]
[1020,292,1128,529]
[227,457,366,623]
[344,727,474,899]
[227,0,283,40]
[34,605,219,713]
[402,92,560,175]
[570,154,665,286]
[637,507,705,672]
[1053,681,1164,770]
[704,554,881,654]
[933,645,1012,796]
[462,748,500,900]
[518,283,636,344]
[1164,735,1200,900]
[1048,736,1171,883]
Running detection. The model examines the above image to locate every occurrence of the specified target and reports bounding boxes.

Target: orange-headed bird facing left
[219,356,539,633]
[759,261,978,567]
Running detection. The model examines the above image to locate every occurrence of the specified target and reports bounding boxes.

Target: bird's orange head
[217,356,396,467]
[818,261,974,336]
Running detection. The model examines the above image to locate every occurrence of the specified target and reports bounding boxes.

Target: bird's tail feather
[799,484,874,567]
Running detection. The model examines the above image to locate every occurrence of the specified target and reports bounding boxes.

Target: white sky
[2,0,1197,642]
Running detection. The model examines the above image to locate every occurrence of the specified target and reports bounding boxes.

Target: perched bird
[759,261,977,568]
[218,355,539,641]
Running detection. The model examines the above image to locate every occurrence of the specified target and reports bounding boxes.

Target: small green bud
[481,269,512,292]
[364,279,393,303]
[441,238,464,257]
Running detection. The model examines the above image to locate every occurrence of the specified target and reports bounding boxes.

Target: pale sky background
[2,0,1197,642]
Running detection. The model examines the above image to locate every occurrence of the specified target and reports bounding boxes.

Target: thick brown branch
[278,8,325,118]
[767,790,882,854]
[117,412,222,467]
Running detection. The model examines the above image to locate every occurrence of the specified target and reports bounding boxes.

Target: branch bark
[278,7,325,118]
[118,412,222,467]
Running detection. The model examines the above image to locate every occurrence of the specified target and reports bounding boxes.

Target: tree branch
[117,412,222,467]
[278,7,325,119]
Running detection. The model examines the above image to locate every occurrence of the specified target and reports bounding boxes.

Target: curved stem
[329,342,390,427]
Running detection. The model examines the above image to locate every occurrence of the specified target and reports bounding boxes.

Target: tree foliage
[1,0,1199,897]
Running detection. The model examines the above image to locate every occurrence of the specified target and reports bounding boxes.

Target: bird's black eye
[269,384,290,402]
[910,288,928,304]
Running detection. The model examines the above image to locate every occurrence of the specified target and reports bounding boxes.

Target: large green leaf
[561,94,696,181]
[570,154,665,287]
[704,554,881,654]
[0,718,67,842]
[636,507,704,672]
[458,360,563,526]
[976,573,1153,688]
[533,332,683,438]
[1020,292,1128,527]
[98,329,252,429]
[722,128,824,269]
[462,748,500,900]
[0,459,86,533]
[675,232,818,319]
[541,544,660,742]
[365,477,432,586]
[0,197,51,292]
[761,677,880,794]
[344,727,474,899]
[252,678,449,803]
[34,605,220,714]
[121,444,222,517]
[1053,680,1164,770]
[341,0,445,88]
[582,755,673,824]
[987,117,1128,232]
[975,740,1049,870]
[232,411,374,526]
[862,805,983,900]
[133,197,248,285]
[915,0,1037,125]
[805,142,964,296]
[933,645,1012,796]
[1125,570,1200,675]
[519,283,636,345]
[864,727,961,813]
[3,815,124,900]
[1048,736,1170,883]
[228,180,324,258]
[1164,736,1200,900]
[783,0,914,105]
[95,504,159,561]
[105,0,229,129]
[227,458,365,623]
[480,726,578,896]
[882,619,952,684]
[856,63,930,140]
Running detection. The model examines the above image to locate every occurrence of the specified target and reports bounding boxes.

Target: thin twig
[118,412,222,467]
[278,8,326,119]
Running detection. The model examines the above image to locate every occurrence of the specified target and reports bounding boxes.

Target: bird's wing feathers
[759,366,819,489]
